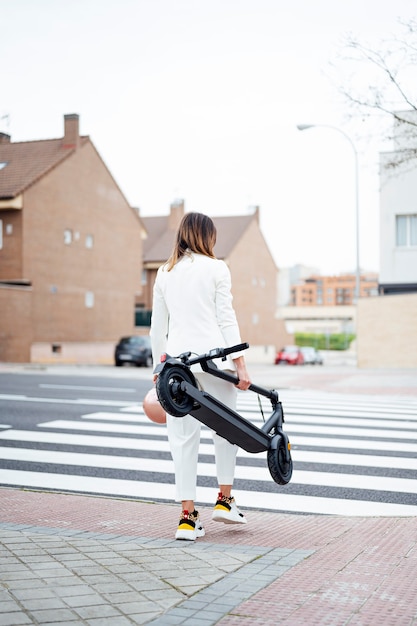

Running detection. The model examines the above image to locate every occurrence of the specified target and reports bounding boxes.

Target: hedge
[294,332,355,351]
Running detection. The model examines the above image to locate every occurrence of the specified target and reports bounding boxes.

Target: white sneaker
[212,492,247,525]
[175,510,205,541]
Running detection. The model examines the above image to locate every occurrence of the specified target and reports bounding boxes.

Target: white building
[356,111,417,368]
[379,110,417,295]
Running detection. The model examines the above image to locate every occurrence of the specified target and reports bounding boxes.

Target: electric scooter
[154,342,293,485]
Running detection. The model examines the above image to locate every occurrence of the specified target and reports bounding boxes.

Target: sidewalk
[1,488,417,625]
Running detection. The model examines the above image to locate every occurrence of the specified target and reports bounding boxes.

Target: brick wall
[22,141,143,351]
[30,341,116,364]
[227,219,292,351]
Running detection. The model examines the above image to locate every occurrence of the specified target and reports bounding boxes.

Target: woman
[150,212,251,541]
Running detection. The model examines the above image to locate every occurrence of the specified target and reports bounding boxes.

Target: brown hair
[165,212,217,271]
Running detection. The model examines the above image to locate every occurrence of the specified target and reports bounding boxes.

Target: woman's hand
[233,356,251,391]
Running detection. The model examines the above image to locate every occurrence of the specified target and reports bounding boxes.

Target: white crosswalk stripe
[1,389,417,516]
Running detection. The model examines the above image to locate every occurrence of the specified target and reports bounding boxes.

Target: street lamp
[297,123,360,302]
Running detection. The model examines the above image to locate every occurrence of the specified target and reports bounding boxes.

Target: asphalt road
[1,362,417,515]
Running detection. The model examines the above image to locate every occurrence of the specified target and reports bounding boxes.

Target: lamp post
[297,124,360,302]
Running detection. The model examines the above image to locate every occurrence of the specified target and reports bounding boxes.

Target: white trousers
[166,372,238,502]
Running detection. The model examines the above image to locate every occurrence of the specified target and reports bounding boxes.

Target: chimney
[169,199,185,230]
[63,113,80,149]
[0,132,11,144]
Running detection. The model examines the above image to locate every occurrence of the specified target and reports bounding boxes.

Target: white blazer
[150,252,244,371]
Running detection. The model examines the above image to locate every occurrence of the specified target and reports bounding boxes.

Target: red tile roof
[142,212,255,262]
[213,214,254,258]
[0,136,88,199]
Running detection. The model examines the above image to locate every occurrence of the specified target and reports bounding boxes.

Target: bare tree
[333,19,417,169]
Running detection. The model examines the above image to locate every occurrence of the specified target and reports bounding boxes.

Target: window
[412,215,417,246]
[64,229,72,245]
[396,214,417,247]
[85,291,94,308]
[135,308,152,326]
[85,234,94,249]
[0,162,8,170]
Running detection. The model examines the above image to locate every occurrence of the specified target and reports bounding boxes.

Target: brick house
[138,200,291,359]
[0,114,145,363]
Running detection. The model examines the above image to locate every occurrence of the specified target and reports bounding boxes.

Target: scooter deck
[183,382,270,453]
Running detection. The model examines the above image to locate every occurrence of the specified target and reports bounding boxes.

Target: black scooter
[154,342,293,486]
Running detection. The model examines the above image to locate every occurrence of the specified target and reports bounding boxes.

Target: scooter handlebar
[186,342,249,366]
[220,342,250,357]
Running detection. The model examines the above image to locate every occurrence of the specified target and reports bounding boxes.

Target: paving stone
[2,570,43,582]
[38,568,76,579]
[0,601,22,613]
[0,613,32,626]
[129,611,161,624]
[72,604,122,619]
[127,578,170,591]
[19,597,68,611]
[86,616,133,625]
[29,608,78,622]
[62,594,106,608]
[104,590,146,603]
[53,584,95,598]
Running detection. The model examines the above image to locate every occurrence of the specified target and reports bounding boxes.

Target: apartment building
[290,273,379,307]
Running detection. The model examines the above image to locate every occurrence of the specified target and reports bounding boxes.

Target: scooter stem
[201,359,279,405]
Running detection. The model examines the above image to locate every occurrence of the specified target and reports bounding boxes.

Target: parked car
[300,346,323,365]
[114,336,153,367]
[275,345,304,365]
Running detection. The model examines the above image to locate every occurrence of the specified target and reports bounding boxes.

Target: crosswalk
[1,389,417,516]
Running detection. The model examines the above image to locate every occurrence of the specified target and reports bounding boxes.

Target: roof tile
[0,137,88,198]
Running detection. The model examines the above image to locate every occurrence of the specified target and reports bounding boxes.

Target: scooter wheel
[156,365,197,417]
[267,435,293,485]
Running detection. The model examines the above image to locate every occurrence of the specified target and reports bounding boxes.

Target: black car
[114,336,153,367]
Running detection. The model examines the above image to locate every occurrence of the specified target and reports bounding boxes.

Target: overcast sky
[2,0,416,274]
